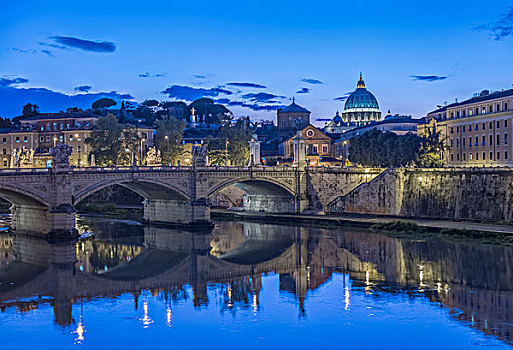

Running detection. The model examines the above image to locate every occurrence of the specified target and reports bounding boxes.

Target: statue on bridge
[50,143,73,169]
[12,146,35,168]
[192,145,208,167]
[145,147,162,166]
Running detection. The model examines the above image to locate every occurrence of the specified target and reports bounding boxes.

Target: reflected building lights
[344,286,350,310]
[166,307,172,327]
[141,300,153,328]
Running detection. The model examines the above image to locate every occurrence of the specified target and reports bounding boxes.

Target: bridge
[0,147,383,236]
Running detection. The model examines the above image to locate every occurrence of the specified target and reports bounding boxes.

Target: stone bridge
[0,165,382,235]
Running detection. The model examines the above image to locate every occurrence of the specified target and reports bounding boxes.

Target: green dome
[344,74,379,111]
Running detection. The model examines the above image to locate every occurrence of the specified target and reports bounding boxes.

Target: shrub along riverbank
[371,221,513,245]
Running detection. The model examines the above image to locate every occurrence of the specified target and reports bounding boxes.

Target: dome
[344,74,379,111]
[280,97,310,113]
[332,111,343,123]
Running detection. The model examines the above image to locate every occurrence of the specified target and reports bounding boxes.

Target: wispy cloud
[334,96,348,102]
[301,78,323,85]
[74,85,92,93]
[193,75,207,79]
[161,85,232,101]
[216,98,286,111]
[475,5,513,40]
[11,48,36,54]
[226,82,267,88]
[241,92,285,103]
[40,49,53,57]
[139,72,167,78]
[52,36,116,53]
[38,41,67,50]
[0,77,29,87]
[296,88,310,94]
[410,75,448,82]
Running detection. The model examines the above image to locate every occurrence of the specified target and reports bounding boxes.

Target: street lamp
[225,139,229,166]
[140,138,146,165]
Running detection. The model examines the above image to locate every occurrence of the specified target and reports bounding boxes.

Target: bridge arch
[74,178,190,205]
[208,177,295,198]
[0,182,49,208]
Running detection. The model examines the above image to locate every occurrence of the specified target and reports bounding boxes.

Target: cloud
[296,88,310,94]
[193,75,207,79]
[40,49,53,57]
[241,92,285,103]
[11,48,36,54]
[475,6,513,40]
[52,36,116,53]
[0,77,29,87]
[38,41,67,50]
[301,78,323,85]
[139,72,167,78]
[410,75,447,82]
[161,85,232,101]
[226,82,267,88]
[334,96,348,102]
[0,86,133,117]
[215,97,286,111]
[74,85,92,93]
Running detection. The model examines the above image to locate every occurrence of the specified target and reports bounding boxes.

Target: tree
[348,130,423,167]
[187,98,232,125]
[141,99,160,107]
[0,117,11,128]
[22,103,39,117]
[85,114,142,166]
[154,117,186,165]
[207,117,253,165]
[92,98,116,110]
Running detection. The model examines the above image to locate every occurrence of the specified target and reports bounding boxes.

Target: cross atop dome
[357,72,366,89]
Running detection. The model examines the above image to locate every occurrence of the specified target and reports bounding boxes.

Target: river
[0,216,512,349]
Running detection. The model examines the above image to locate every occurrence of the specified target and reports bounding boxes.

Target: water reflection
[0,218,512,347]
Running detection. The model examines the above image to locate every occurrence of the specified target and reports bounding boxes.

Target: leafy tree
[348,129,423,167]
[92,98,116,110]
[188,98,232,125]
[22,103,39,117]
[0,117,12,128]
[154,117,186,165]
[86,114,143,166]
[141,99,160,107]
[207,117,253,165]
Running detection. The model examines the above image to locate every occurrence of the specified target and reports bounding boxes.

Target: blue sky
[1,0,513,125]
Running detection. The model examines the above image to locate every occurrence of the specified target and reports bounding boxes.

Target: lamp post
[225,139,229,166]
[343,141,347,166]
[140,138,146,165]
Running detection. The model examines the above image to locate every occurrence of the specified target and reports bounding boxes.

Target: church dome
[344,74,379,111]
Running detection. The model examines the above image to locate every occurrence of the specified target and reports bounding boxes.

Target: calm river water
[0,217,512,349]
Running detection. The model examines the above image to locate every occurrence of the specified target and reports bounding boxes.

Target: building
[333,114,423,164]
[276,98,311,135]
[279,125,335,166]
[341,73,381,126]
[1,109,154,168]
[420,89,513,167]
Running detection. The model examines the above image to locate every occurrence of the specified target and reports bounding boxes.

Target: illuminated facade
[341,73,381,126]
[420,89,513,167]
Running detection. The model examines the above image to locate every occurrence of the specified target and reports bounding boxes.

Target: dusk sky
[1,0,513,125]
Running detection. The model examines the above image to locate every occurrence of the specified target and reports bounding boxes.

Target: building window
[483,123,486,130]
[483,152,486,160]
[505,120,508,128]
[482,135,486,146]
[456,126,460,133]
[40,126,44,131]
[463,126,466,132]
[482,107,486,114]
[475,136,478,146]
[2,148,5,155]
[77,145,81,152]
[451,139,454,147]
[463,137,466,149]
[497,134,500,145]
[506,151,509,160]
[497,103,501,112]
[450,112,454,118]
[505,103,508,110]
[66,123,70,129]
[490,134,493,145]
[497,152,501,160]
[322,145,328,154]
[2,138,6,144]
[505,134,508,145]
[40,136,44,142]
[15,137,19,143]
[469,109,473,116]
[53,123,57,130]
[490,151,493,160]
[69,135,73,142]
[457,154,460,161]
[2,160,6,167]
[476,153,479,160]
[489,105,493,113]
[456,139,460,148]
[23,136,28,143]
[476,108,479,115]
[450,127,454,134]
[469,153,473,161]
[490,122,493,129]
[59,135,63,142]
[497,121,501,128]
[463,153,466,161]
[46,123,50,130]
[462,110,466,117]
[456,111,460,118]
[46,136,50,142]
[451,154,454,161]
